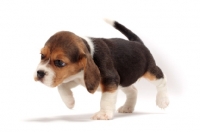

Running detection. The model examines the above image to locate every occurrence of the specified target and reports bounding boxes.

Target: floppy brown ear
[81,54,100,93]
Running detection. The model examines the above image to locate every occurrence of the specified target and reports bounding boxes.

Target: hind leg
[143,66,169,109]
[118,85,137,113]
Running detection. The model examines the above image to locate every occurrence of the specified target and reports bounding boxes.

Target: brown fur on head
[34,31,100,93]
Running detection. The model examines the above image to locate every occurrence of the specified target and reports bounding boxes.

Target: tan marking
[100,83,118,93]
[143,72,156,81]
[40,46,50,61]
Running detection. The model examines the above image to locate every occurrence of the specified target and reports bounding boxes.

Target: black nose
[37,70,45,79]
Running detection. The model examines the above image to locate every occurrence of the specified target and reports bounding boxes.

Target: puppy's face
[34,31,100,93]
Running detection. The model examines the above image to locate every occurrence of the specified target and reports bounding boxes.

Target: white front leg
[58,81,78,109]
[92,90,118,120]
[118,85,137,113]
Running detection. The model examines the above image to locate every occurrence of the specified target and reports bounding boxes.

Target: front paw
[92,110,114,120]
[156,92,169,109]
[118,105,134,113]
[63,95,75,109]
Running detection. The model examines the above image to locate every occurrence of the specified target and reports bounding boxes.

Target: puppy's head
[34,31,100,93]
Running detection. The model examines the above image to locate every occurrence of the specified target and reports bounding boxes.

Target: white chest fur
[62,70,85,86]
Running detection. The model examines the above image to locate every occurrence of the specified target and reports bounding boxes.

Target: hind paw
[156,92,169,109]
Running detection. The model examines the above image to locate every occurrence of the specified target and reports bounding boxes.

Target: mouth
[34,76,39,81]
[34,76,44,83]
[34,76,57,88]
[34,64,55,87]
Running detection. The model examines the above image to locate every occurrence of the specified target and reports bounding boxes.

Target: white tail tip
[104,18,115,26]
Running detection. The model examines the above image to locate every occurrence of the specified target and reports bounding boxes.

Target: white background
[0,0,200,131]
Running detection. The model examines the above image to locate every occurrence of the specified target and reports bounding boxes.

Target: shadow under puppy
[34,19,169,120]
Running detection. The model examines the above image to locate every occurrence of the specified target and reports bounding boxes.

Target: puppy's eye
[41,54,45,60]
[54,60,66,67]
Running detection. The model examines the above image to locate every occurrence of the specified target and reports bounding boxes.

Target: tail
[104,19,143,44]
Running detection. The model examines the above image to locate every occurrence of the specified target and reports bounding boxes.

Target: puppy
[34,19,169,120]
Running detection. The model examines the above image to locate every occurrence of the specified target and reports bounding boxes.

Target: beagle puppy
[34,19,169,120]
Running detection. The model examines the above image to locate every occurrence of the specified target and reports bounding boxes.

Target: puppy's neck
[62,70,84,85]
[81,36,94,57]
